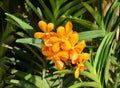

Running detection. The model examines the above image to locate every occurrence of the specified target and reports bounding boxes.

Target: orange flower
[49,21,73,51]
[68,31,86,64]
[75,63,85,78]
[74,53,90,78]
[46,51,69,70]
[34,20,56,45]
[34,20,90,78]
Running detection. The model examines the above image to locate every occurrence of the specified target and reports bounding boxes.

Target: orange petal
[79,53,90,63]
[60,40,71,50]
[56,51,69,59]
[69,49,78,64]
[75,40,86,53]
[74,67,80,78]
[65,21,72,33]
[54,60,64,70]
[69,32,79,46]
[56,51,69,65]
[57,26,65,37]
[42,45,53,56]
[34,32,44,38]
[46,23,54,32]
[52,42,60,52]
[46,56,53,60]
[50,37,61,42]
[83,53,90,60]
[78,63,85,71]
[38,20,47,32]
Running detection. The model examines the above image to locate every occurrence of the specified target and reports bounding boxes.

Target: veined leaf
[16,38,42,48]
[5,13,34,37]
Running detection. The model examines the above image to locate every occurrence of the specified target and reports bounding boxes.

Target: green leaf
[94,32,115,80]
[11,69,50,88]
[80,71,99,83]
[73,8,86,17]
[8,79,37,88]
[104,56,111,85]
[25,0,43,19]
[82,2,105,31]
[53,70,73,74]
[84,61,96,75]
[38,0,53,22]
[5,13,34,37]
[104,0,120,32]
[64,16,99,30]
[68,82,100,88]
[79,30,105,41]
[16,38,42,48]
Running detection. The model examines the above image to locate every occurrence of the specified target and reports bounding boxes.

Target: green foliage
[0,0,120,88]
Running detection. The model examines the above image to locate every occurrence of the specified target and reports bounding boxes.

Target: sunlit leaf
[16,38,42,48]
[79,30,105,41]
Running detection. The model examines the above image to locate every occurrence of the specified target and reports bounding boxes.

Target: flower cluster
[34,20,90,78]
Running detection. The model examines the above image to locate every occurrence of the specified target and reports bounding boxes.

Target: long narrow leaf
[80,71,99,83]
[38,0,53,22]
[82,2,105,32]
[68,82,100,88]
[104,0,120,32]
[5,13,34,37]
[16,38,42,48]
[64,16,99,30]
[79,30,105,41]
[25,0,43,19]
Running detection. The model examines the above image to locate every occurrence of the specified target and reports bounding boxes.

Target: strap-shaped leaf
[82,2,105,32]
[104,0,120,32]
[80,71,100,83]
[94,32,115,83]
[64,16,99,30]
[16,38,42,48]
[53,70,73,74]
[84,61,97,75]
[73,8,87,17]
[11,69,50,88]
[68,81,101,88]
[112,17,120,31]
[5,13,34,37]
[38,0,53,22]
[79,30,105,41]
[25,0,43,19]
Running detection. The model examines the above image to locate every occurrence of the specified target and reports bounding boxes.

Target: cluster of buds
[34,20,90,78]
